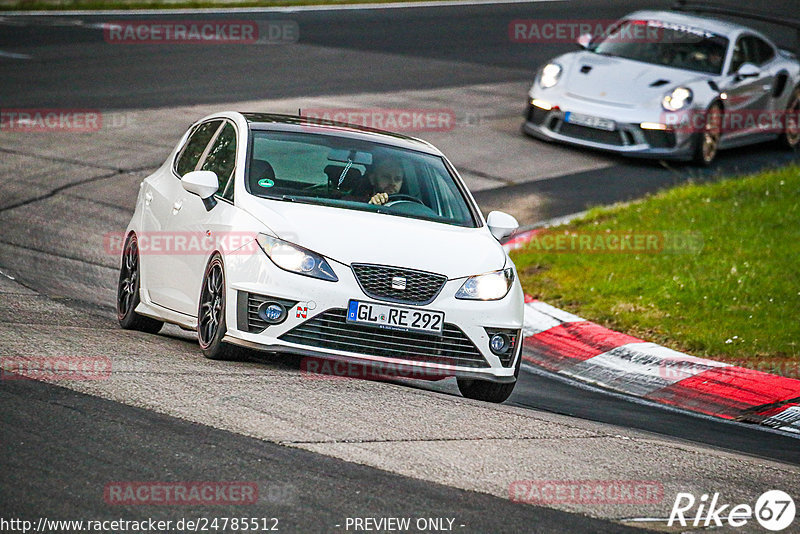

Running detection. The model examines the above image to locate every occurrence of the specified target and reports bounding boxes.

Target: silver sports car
[523,8,800,164]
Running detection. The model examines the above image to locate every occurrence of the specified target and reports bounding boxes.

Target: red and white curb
[519,297,800,433]
[504,226,800,433]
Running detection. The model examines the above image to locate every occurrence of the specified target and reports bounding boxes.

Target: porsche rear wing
[673,1,800,53]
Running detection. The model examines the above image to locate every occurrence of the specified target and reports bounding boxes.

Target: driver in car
[365,157,405,205]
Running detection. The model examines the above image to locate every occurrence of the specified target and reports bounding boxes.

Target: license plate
[565,112,616,131]
[347,300,444,335]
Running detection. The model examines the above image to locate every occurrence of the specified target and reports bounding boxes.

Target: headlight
[256,233,338,282]
[455,268,515,301]
[539,63,563,89]
[662,87,693,111]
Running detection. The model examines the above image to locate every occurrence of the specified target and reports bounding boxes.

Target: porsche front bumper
[522,97,697,160]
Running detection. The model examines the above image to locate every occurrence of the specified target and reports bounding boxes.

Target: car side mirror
[181,170,219,211]
[577,33,593,49]
[487,211,519,240]
[736,62,760,79]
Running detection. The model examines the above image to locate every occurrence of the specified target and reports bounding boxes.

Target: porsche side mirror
[577,33,593,49]
[181,170,219,211]
[736,63,760,79]
[487,211,519,241]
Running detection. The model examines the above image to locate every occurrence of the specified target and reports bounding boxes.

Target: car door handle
[172,199,183,214]
[144,191,153,206]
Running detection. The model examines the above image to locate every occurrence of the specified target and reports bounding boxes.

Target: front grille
[526,105,547,125]
[351,264,447,305]
[558,122,624,146]
[278,308,489,368]
[641,129,677,149]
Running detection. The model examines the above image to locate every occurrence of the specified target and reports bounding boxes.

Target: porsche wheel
[693,103,722,166]
[117,234,163,334]
[779,88,800,150]
[198,254,236,360]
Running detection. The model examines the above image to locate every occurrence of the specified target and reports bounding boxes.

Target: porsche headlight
[455,268,515,301]
[539,63,563,89]
[256,233,338,282]
[662,87,693,111]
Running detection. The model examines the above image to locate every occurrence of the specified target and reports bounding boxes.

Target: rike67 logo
[669,490,795,531]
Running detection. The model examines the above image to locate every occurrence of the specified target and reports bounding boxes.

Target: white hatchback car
[117,112,524,402]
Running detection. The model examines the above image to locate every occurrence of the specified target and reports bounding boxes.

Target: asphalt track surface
[1,377,643,533]
[1,1,800,532]
[0,0,798,109]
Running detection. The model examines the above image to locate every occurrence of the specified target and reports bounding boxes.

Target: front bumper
[522,95,696,160]
[222,247,524,382]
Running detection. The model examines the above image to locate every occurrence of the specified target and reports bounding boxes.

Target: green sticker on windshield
[257,178,274,188]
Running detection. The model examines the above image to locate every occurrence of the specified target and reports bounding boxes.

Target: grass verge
[511,164,800,369]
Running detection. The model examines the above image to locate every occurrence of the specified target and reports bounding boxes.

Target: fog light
[258,302,287,324]
[490,334,508,354]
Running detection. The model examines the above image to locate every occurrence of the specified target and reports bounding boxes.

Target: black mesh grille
[278,309,488,368]
[558,122,624,146]
[352,264,447,305]
[526,105,547,125]
[641,129,677,149]
[246,293,270,333]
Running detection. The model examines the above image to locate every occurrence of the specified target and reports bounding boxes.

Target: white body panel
[123,112,524,382]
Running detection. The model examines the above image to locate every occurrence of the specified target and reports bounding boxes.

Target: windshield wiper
[277,194,330,207]
[256,193,295,201]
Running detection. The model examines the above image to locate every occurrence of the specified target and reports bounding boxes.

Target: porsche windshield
[247,130,478,227]
[591,20,729,75]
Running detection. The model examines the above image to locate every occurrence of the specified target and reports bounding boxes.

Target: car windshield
[246,129,478,227]
[591,19,729,75]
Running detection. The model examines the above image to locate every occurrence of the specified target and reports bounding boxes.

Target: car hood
[241,198,506,279]
[561,51,710,107]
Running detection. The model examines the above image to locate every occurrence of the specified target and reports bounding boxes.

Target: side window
[175,120,222,177]
[730,36,753,74]
[730,36,773,72]
[754,37,775,65]
[200,121,237,199]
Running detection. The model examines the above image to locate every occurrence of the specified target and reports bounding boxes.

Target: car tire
[692,102,723,166]
[778,87,800,150]
[197,253,237,361]
[457,378,517,403]
[117,234,164,334]
[457,351,521,403]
